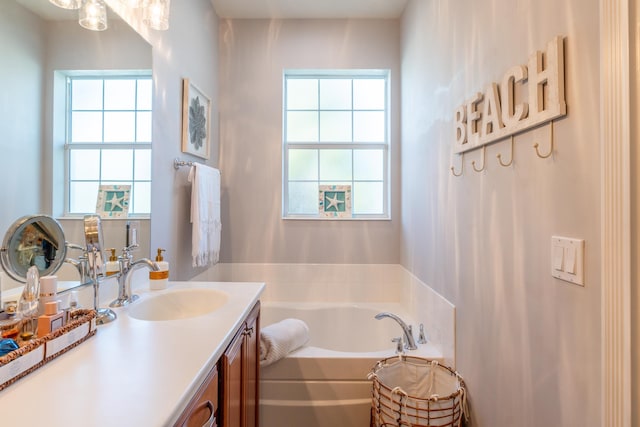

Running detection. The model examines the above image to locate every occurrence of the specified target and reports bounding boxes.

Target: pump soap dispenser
[105,249,119,277]
[149,248,169,290]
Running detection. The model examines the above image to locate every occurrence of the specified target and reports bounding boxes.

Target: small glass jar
[0,302,22,341]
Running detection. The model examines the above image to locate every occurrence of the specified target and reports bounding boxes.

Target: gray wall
[0,2,45,234]
[141,0,220,279]
[216,19,401,264]
[400,0,601,425]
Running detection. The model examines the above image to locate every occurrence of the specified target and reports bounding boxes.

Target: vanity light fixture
[79,0,108,31]
[119,0,150,7]
[49,0,171,31]
[142,0,170,31]
[49,0,82,9]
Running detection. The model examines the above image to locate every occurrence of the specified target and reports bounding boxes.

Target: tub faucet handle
[392,337,404,354]
[418,323,427,344]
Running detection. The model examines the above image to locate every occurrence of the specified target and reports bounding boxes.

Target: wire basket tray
[0,309,97,391]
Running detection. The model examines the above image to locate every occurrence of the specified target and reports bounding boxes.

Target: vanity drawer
[176,365,219,427]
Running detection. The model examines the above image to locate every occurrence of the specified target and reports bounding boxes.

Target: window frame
[63,71,152,218]
[282,69,391,220]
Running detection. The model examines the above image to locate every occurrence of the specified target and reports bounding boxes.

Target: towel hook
[533,120,554,159]
[450,153,464,177]
[471,146,487,172]
[497,135,514,167]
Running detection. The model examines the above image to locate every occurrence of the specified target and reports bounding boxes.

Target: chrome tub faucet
[375,312,418,350]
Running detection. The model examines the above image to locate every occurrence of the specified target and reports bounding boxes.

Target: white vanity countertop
[0,280,265,427]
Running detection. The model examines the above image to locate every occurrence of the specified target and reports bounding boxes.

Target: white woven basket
[369,356,468,427]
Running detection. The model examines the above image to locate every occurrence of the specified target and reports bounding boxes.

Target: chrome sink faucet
[375,312,418,350]
[109,244,159,308]
[64,243,90,285]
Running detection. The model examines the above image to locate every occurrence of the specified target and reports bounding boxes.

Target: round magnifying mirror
[0,215,68,282]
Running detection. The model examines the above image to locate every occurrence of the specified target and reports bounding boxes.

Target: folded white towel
[187,164,221,267]
[259,318,310,367]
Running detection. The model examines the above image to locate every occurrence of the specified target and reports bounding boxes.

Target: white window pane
[354,149,383,181]
[354,111,385,142]
[353,79,385,110]
[137,79,152,110]
[132,181,151,214]
[287,79,318,110]
[288,182,318,214]
[70,150,100,180]
[102,150,133,180]
[104,112,136,142]
[134,149,152,180]
[320,111,351,142]
[319,149,352,181]
[71,112,103,142]
[287,111,318,142]
[288,149,318,181]
[136,111,152,142]
[104,80,136,110]
[353,182,383,214]
[72,80,103,110]
[69,181,99,213]
[319,79,351,110]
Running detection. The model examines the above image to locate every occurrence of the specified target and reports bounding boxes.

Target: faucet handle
[418,323,428,344]
[123,243,139,253]
[66,242,86,252]
[392,337,404,354]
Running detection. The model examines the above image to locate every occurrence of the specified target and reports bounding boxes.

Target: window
[65,73,152,216]
[283,70,389,219]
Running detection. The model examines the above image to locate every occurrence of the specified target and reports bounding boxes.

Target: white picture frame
[96,185,131,219]
[318,185,352,218]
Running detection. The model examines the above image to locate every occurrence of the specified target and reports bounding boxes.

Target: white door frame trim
[601,0,631,425]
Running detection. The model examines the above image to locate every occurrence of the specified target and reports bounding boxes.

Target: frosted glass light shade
[143,0,170,30]
[49,0,82,10]
[119,0,150,7]
[79,0,108,31]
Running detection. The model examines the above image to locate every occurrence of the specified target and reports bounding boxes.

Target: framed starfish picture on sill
[96,185,131,219]
[318,185,352,218]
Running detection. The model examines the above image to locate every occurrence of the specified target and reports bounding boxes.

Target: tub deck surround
[199,263,457,367]
[0,280,265,427]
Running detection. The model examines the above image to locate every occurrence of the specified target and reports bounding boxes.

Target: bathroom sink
[127,288,229,321]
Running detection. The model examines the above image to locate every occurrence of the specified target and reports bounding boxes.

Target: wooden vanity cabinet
[174,302,260,427]
[221,302,260,427]
[174,365,219,427]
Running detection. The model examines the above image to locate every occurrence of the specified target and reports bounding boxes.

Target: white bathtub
[259,302,442,427]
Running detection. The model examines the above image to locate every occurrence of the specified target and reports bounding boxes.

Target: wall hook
[497,136,514,167]
[471,146,487,172]
[533,120,554,159]
[450,153,464,177]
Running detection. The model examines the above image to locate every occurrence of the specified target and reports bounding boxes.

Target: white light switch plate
[551,236,585,286]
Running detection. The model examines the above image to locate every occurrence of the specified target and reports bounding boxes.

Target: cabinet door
[175,365,219,427]
[243,303,260,427]
[222,328,244,427]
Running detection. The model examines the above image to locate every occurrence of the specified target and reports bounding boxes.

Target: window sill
[282,215,391,221]
[57,215,151,221]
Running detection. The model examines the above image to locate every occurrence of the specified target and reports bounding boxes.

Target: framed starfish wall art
[181,78,211,159]
[96,185,131,219]
[318,185,352,218]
